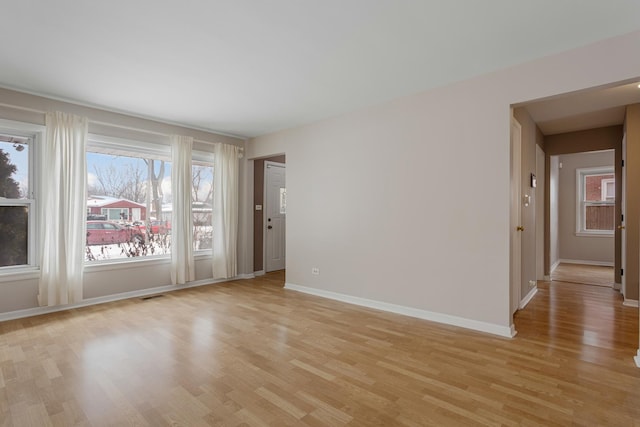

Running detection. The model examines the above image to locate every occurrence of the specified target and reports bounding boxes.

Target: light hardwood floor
[0,272,639,426]
[550,263,615,287]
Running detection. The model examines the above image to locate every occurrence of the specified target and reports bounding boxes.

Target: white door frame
[621,134,627,297]
[510,117,523,319]
[263,161,286,272]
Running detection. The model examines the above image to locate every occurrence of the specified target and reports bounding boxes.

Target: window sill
[84,256,171,273]
[0,267,40,283]
[575,232,614,238]
[194,251,213,260]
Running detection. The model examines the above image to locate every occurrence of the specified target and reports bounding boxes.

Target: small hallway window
[577,167,614,235]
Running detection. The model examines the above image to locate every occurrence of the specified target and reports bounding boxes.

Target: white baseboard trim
[550,260,560,273]
[0,274,247,323]
[613,282,622,291]
[635,350,640,368]
[519,287,538,309]
[622,299,639,308]
[543,275,551,281]
[558,259,614,267]
[254,270,265,276]
[284,282,515,338]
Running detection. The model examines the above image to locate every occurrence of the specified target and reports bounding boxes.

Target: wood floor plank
[0,271,638,425]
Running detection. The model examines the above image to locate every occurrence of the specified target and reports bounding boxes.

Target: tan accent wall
[625,104,640,302]
[253,155,286,272]
[543,125,623,282]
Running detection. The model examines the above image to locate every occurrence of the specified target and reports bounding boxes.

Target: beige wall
[0,88,248,316]
[557,151,615,263]
[544,125,623,279]
[248,31,640,335]
[625,104,640,302]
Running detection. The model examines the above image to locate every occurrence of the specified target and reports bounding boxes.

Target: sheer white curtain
[38,112,88,306]
[170,135,195,285]
[212,143,241,279]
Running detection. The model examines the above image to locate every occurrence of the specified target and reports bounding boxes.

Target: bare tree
[145,159,165,220]
[192,165,213,203]
[92,162,146,203]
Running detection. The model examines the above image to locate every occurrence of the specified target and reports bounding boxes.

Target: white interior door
[265,162,286,272]
[621,134,626,296]
[510,117,522,316]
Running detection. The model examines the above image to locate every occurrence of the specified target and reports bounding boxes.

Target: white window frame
[86,134,172,265]
[575,166,615,237]
[192,150,214,256]
[0,119,45,277]
[601,178,615,201]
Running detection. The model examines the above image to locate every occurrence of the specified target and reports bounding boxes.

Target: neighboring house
[158,201,213,225]
[87,195,147,221]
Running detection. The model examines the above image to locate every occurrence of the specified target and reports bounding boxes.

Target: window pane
[0,205,28,267]
[0,137,29,199]
[192,164,213,251]
[584,174,614,202]
[585,205,614,230]
[280,188,286,214]
[86,151,172,261]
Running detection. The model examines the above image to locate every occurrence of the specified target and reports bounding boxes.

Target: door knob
[516,226,524,231]
[267,225,273,230]
[618,225,625,230]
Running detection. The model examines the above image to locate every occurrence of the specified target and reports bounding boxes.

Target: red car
[150,220,171,235]
[86,221,144,246]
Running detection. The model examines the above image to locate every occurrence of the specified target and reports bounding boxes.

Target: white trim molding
[284,282,515,338]
[254,270,265,276]
[519,287,538,310]
[622,299,639,308]
[550,260,560,273]
[558,259,614,267]
[635,350,640,368]
[613,282,621,291]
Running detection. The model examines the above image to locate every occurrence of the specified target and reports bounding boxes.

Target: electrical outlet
[311,267,320,275]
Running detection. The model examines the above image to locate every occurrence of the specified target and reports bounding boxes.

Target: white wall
[558,151,615,264]
[247,31,640,335]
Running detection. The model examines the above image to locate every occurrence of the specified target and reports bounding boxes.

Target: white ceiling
[1,1,640,138]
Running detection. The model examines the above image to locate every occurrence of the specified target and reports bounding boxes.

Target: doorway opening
[264,161,286,272]
[548,150,617,289]
[252,154,286,275]
[511,80,640,364]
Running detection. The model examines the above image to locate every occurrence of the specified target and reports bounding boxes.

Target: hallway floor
[550,262,614,287]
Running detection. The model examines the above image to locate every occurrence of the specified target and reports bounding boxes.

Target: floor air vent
[140,294,165,301]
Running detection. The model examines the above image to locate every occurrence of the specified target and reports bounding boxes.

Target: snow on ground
[85,237,170,261]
